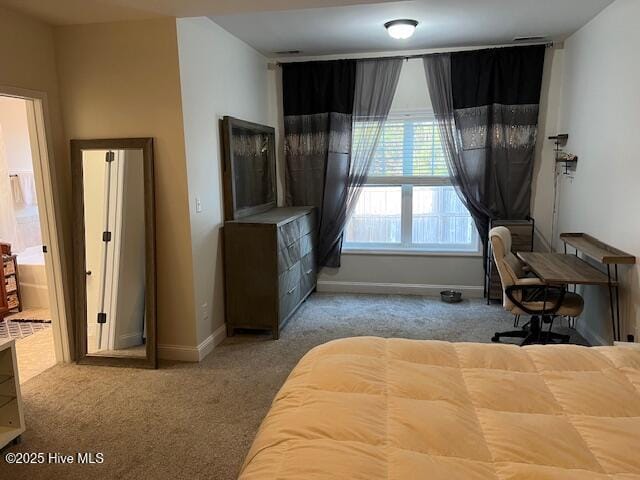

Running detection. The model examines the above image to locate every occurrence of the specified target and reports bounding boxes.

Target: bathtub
[16,246,50,310]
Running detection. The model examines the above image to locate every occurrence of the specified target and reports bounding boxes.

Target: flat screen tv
[220,116,276,220]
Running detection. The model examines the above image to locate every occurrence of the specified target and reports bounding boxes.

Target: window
[344,112,479,253]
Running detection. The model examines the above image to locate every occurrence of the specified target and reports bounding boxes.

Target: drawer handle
[287,286,297,295]
[305,269,313,275]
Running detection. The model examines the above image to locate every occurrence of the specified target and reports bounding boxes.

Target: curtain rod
[271,42,554,67]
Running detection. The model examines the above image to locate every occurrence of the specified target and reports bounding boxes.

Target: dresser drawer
[300,252,316,294]
[278,220,301,250]
[278,212,316,249]
[279,260,301,296]
[299,232,314,258]
[278,240,301,274]
[279,282,300,321]
[298,212,315,237]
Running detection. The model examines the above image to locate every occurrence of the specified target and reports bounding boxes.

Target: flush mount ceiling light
[385,19,418,40]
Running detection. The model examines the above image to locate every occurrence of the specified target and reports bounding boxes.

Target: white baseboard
[157,343,200,362]
[197,323,227,361]
[316,280,484,298]
[158,323,227,362]
[614,341,640,349]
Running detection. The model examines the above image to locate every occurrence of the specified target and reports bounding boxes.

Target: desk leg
[615,265,621,342]
[606,265,619,342]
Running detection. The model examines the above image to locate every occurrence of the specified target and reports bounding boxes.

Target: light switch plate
[195,196,202,213]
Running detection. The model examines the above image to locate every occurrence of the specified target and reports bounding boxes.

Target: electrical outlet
[201,302,209,321]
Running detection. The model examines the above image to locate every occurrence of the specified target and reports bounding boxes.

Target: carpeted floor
[2,293,587,479]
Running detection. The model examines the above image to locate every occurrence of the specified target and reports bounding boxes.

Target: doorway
[0,91,69,383]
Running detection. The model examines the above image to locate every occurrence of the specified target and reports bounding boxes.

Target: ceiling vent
[275,50,301,55]
[513,35,547,43]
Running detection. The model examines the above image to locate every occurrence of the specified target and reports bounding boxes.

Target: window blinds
[356,113,448,178]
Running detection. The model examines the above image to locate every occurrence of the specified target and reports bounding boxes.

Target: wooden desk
[560,233,635,342]
[517,252,614,286]
[518,251,623,341]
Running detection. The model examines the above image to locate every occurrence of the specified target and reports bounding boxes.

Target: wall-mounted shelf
[549,134,578,174]
[560,233,635,265]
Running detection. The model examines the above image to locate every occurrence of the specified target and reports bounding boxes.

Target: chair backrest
[489,226,525,310]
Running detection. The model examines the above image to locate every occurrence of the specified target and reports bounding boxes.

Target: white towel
[10,175,23,206]
[9,171,37,207]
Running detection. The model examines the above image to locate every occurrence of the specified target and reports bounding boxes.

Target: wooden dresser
[485,218,534,303]
[224,207,317,339]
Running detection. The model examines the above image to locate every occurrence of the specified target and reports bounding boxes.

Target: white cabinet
[0,339,25,449]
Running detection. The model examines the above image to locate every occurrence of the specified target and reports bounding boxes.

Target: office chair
[489,226,584,345]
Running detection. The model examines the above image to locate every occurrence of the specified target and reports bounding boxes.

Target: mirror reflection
[232,126,274,211]
[82,148,146,358]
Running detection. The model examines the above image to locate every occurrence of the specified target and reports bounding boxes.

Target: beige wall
[176,18,274,348]
[555,0,640,344]
[0,5,73,353]
[55,19,198,353]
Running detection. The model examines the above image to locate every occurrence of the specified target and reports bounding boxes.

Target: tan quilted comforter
[240,337,640,479]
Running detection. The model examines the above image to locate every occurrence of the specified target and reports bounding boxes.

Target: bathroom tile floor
[6,308,52,323]
[9,309,57,383]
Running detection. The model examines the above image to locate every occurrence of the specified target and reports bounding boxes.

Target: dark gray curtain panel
[423,45,546,257]
[282,60,356,267]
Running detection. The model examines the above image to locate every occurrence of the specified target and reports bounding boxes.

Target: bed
[240,337,640,479]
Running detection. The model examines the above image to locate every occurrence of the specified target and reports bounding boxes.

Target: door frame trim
[0,85,72,363]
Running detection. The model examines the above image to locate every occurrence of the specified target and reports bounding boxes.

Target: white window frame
[343,111,481,256]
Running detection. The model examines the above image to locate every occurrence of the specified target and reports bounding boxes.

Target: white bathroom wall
[0,96,33,173]
[0,123,19,249]
[0,96,41,254]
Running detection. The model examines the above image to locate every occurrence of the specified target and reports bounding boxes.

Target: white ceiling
[211,0,615,57]
[0,0,392,25]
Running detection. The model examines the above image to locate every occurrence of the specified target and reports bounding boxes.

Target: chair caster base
[492,330,570,346]
[492,330,528,343]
